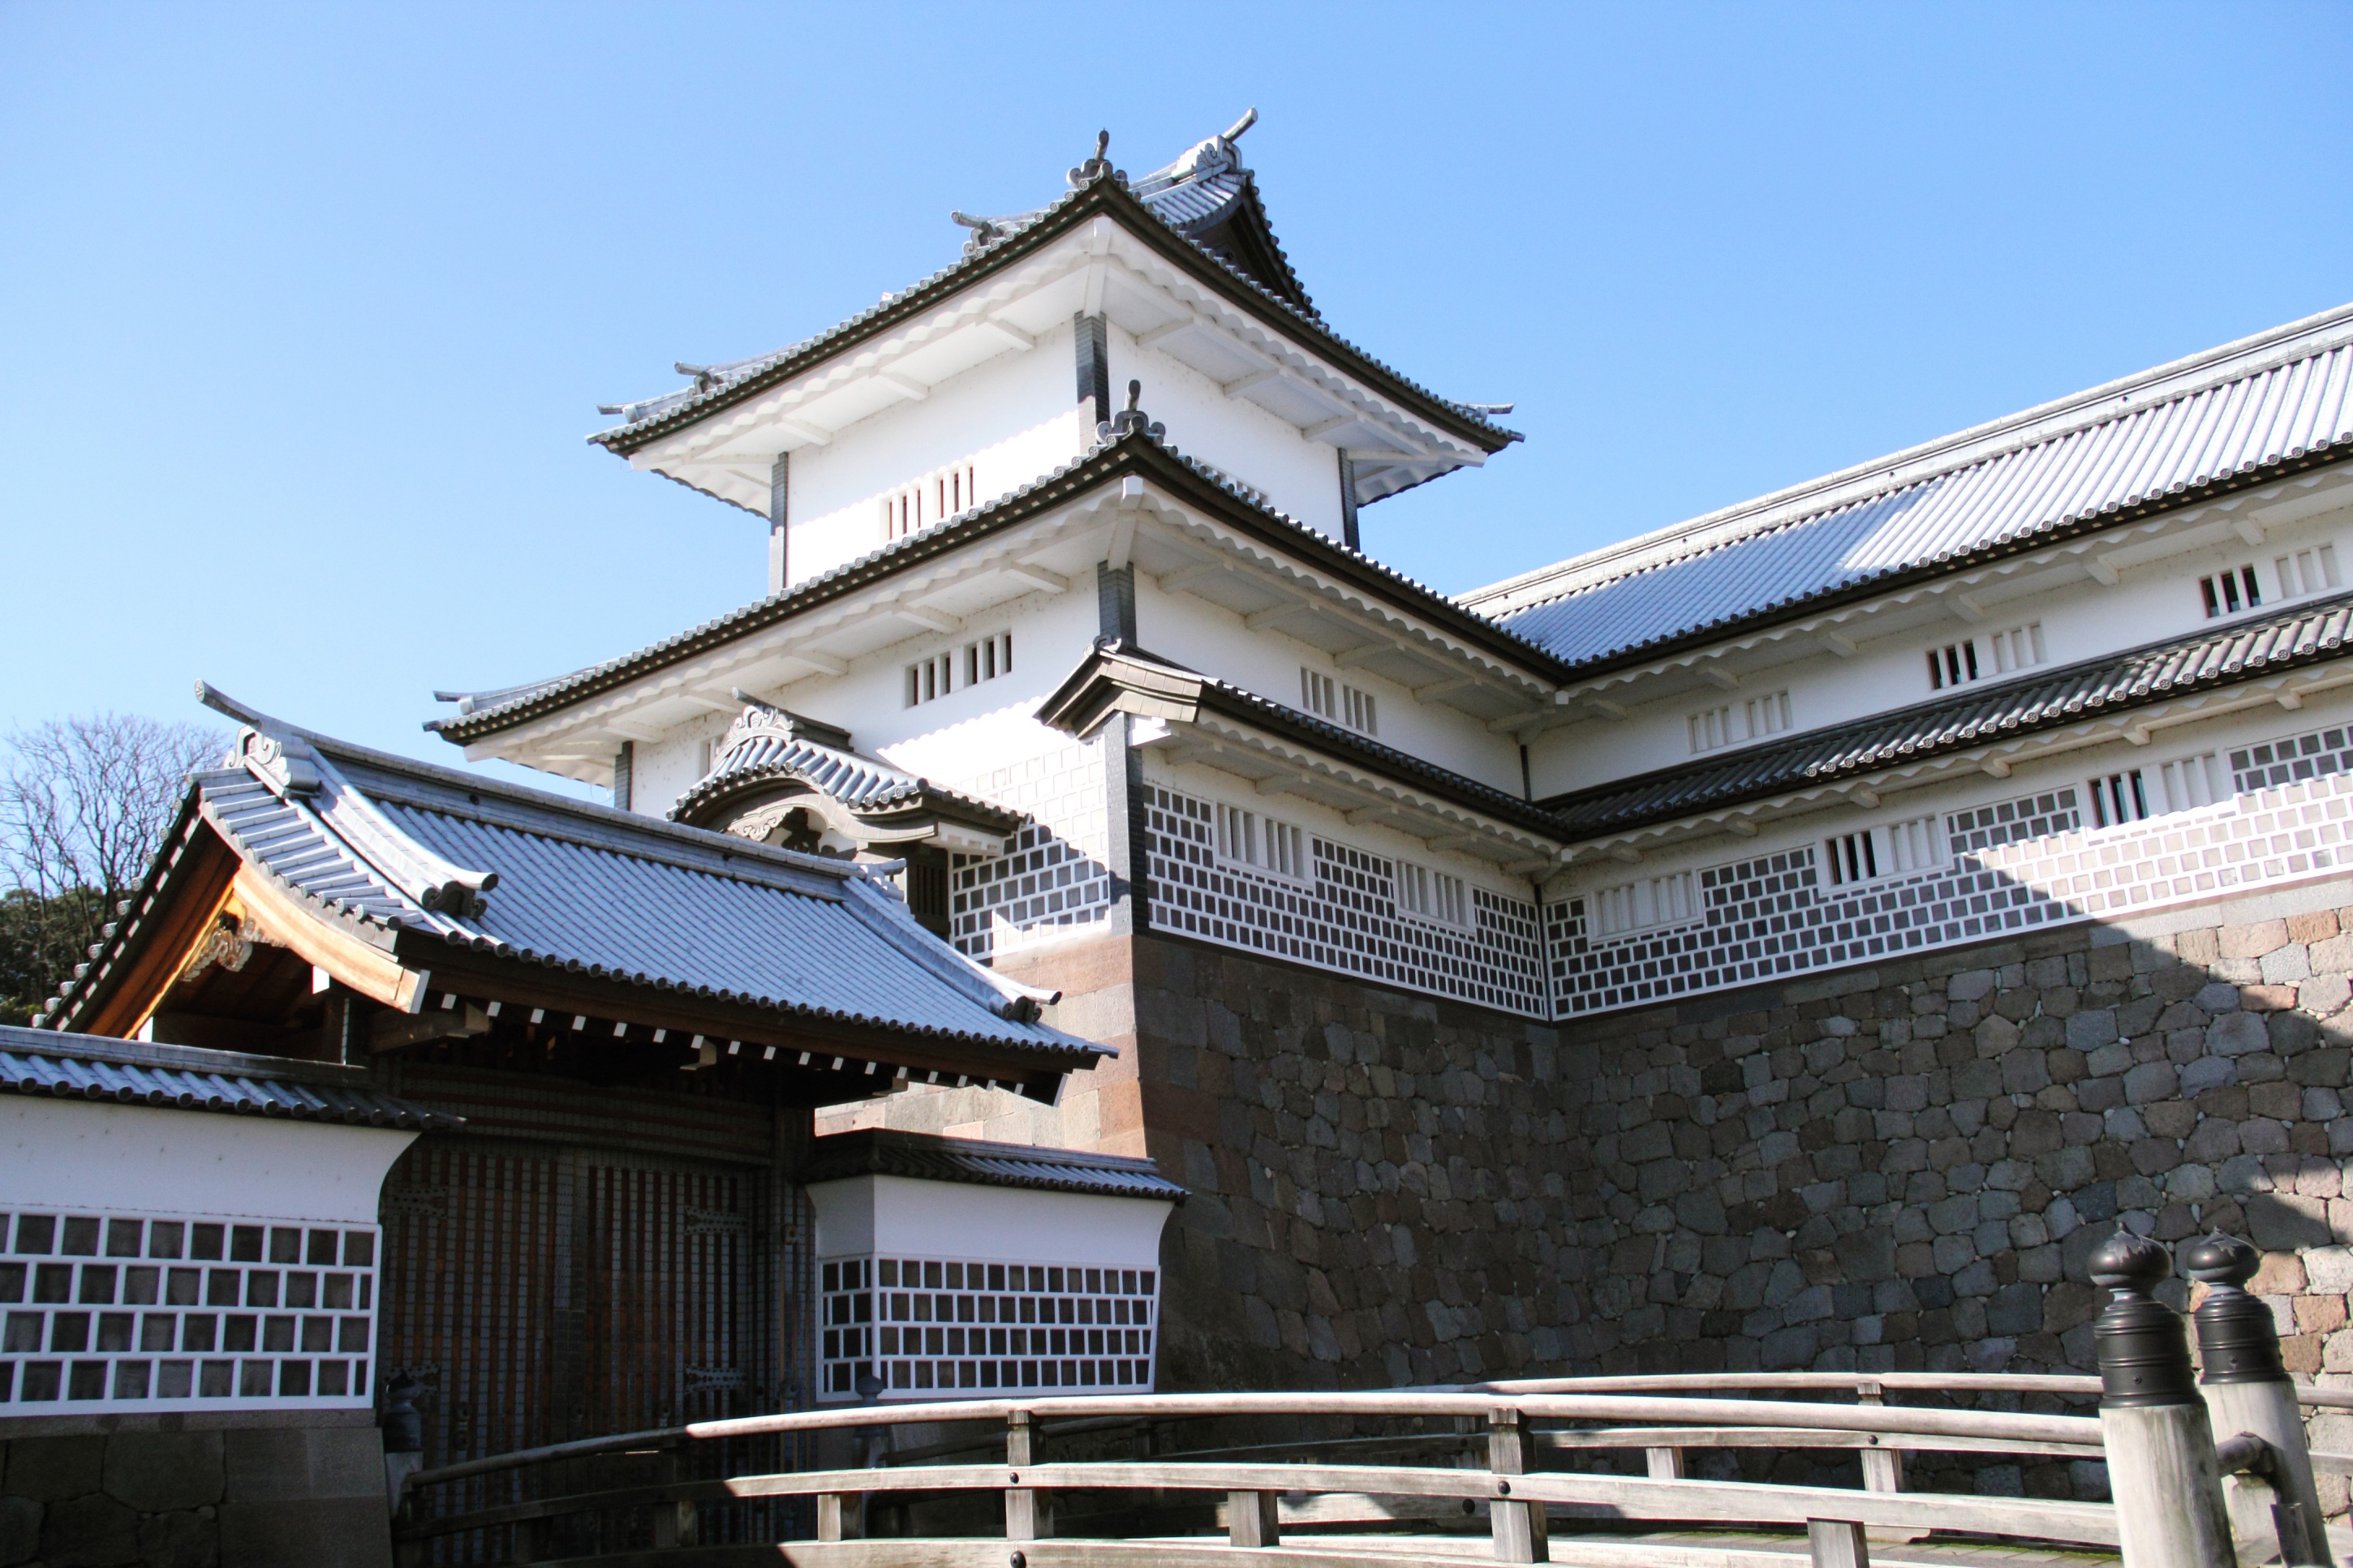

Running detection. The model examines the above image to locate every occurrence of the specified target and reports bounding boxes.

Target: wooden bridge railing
[394,1382,2127,1567]
[391,1235,2336,1568]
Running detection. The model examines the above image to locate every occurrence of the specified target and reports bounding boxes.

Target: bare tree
[0,714,226,1020]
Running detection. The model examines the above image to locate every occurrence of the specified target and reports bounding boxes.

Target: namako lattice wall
[0,1211,379,1411]
[1142,782,1547,1017]
[948,739,1114,961]
[1550,717,2353,1021]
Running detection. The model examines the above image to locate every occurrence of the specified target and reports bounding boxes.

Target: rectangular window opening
[2200,565,2263,618]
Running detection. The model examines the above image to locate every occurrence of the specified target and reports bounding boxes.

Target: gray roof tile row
[587,135,1512,458]
[1546,589,2353,836]
[0,1027,457,1130]
[1489,309,2353,671]
[802,1127,1185,1203]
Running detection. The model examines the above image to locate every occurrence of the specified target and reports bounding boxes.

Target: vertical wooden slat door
[379,1137,777,1561]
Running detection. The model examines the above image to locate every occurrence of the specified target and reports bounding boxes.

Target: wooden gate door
[379,1136,777,1561]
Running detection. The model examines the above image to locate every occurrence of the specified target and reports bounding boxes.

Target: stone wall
[1122,879,2353,1498]
[0,1416,388,1568]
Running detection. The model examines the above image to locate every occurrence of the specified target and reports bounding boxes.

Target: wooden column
[768,453,789,597]
[1488,1406,1549,1564]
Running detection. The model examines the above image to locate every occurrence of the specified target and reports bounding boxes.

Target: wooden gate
[380,1136,788,1562]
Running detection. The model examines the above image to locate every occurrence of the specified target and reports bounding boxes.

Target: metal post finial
[2091,1230,2200,1408]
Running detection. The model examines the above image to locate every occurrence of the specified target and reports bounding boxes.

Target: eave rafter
[1102,251,1473,469]
[643,245,1095,473]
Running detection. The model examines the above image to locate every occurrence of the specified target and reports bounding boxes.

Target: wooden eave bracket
[371,1002,490,1054]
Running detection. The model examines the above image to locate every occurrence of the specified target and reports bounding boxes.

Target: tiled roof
[0,1027,457,1131]
[666,707,1019,832]
[1545,589,2353,838]
[431,426,1568,744]
[802,1127,1185,1203]
[45,691,1099,1064]
[587,131,1512,459]
[1037,640,1567,840]
[1476,304,2353,672]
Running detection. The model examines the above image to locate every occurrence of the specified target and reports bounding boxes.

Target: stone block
[133,1511,217,1568]
[2209,1012,2270,1056]
[221,1428,384,1507]
[2296,1295,2347,1334]
[2261,945,2314,984]
[2196,981,2243,1013]
[2310,1247,2353,1292]
[2289,910,2340,943]
[0,1497,39,1568]
[6,1436,105,1501]
[2244,983,2300,1012]
[38,1493,138,1568]
[2121,1061,2177,1103]
[101,1432,223,1513]
[217,1498,390,1568]
[1987,1281,2043,1335]
[2247,1192,2334,1250]
[2222,920,2291,960]
[2300,975,2352,1016]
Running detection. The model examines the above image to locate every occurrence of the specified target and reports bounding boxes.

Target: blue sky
[3,4,2348,786]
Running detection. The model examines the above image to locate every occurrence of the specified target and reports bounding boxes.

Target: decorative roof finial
[674,362,720,392]
[1068,129,1125,189]
[950,210,1003,256]
[1221,107,1258,144]
[1098,379,1165,444]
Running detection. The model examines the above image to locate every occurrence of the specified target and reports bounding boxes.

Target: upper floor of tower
[587,115,1520,595]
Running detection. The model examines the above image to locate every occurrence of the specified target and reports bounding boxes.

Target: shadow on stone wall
[1122,895,2353,1509]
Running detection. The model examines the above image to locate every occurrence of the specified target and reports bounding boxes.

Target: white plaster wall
[1540,685,2353,909]
[0,1100,416,1225]
[632,711,733,818]
[1114,330,1348,541]
[1526,509,2353,801]
[626,578,1104,821]
[1137,575,1525,794]
[808,1174,1172,1269]
[786,320,1090,587]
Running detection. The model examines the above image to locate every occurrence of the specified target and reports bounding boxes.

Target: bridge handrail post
[1227,1489,1281,1547]
[2183,1234,2331,1566]
[1004,1408,1051,1540]
[1489,1405,1549,1563]
[650,1445,698,1549]
[2090,1231,2233,1568]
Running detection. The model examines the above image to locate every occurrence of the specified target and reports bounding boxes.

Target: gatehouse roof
[41,689,1099,1087]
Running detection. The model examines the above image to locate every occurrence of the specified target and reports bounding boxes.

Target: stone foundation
[0,1415,388,1568]
[821,879,2353,1507]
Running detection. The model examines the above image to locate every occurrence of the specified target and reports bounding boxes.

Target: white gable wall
[1113,330,1349,542]
[786,319,1091,589]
